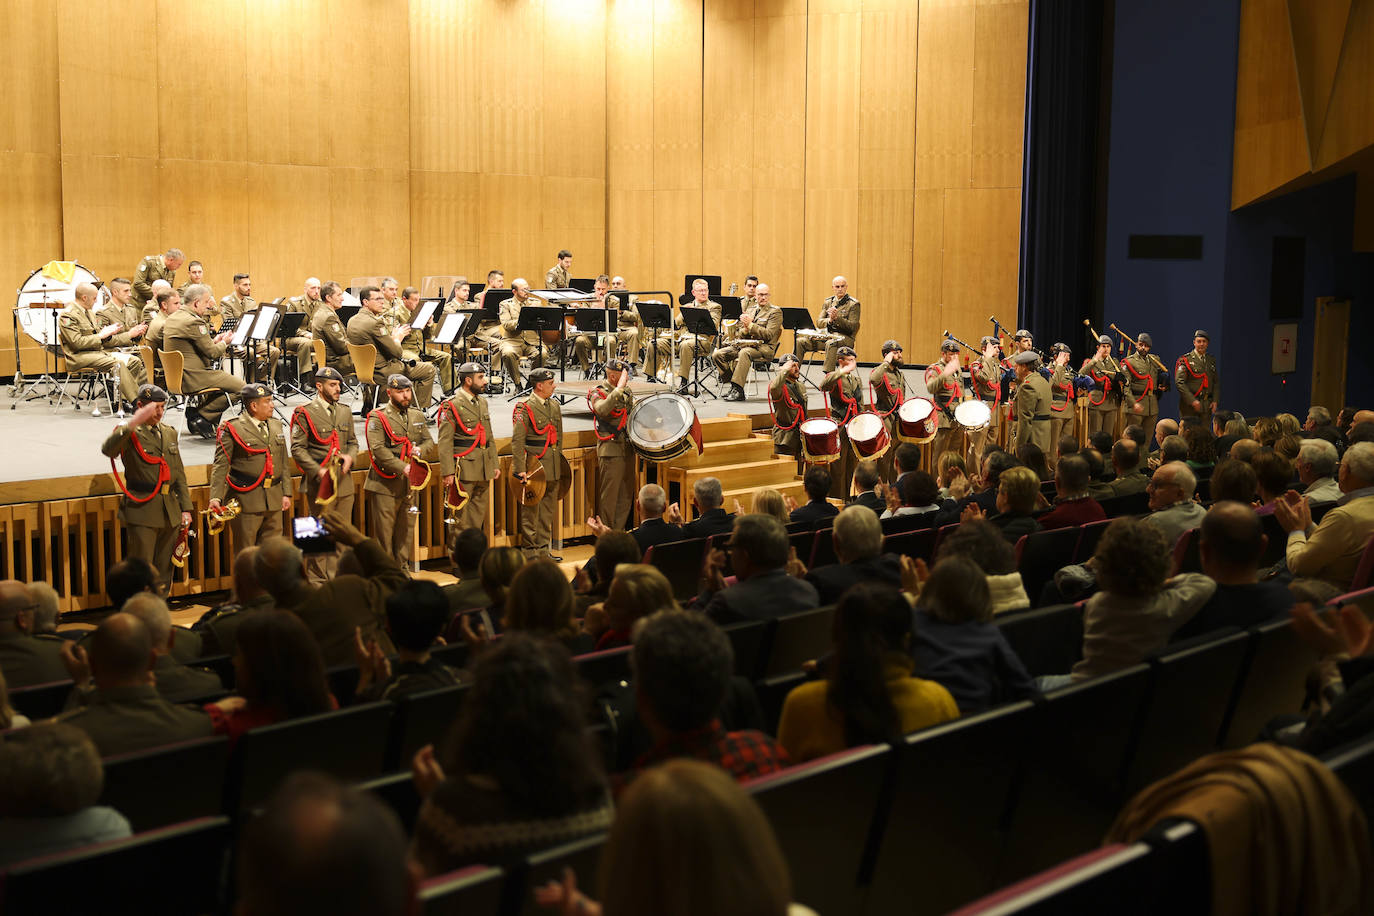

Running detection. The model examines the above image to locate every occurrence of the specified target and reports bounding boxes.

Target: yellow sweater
[777,658,959,762]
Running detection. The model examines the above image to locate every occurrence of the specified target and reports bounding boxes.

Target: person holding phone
[209,384,293,549]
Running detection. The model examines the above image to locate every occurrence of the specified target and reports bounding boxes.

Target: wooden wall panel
[246,164,332,297]
[703,0,756,287]
[751,6,807,307]
[479,174,544,284]
[156,0,249,163]
[544,0,607,182]
[60,156,161,291]
[479,0,544,177]
[408,0,482,174]
[157,160,252,297]
[972,0,1028,189]
[1232,0,1310,207]
[0,153,64,377]
[1314,0,1374,169]
[243,0,325,166]
[1,0,60,155]
[329,168,411,286]
[409,170,481,282]
[915,0,975,191]
[57,0,160,160]
[606,1,656,279]
[542,177,607,276]
[652,0,705,293]
[1288,0,1354,156]
[324,0,411,171]
[941,187,1020,347]
[910,189,945,359]
[607,190,656,287]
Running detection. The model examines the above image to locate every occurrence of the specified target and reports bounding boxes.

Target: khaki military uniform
[769,371,807,466]
[347,309,436,408]
[58,304,147,401]
[1013,372,1053,456]
[1175,349,1218,423]
[795,295,861,372]
[0,630,70,689]
[869,362,906,482]
[211,413,292,548]
[1121,351,1161,448]
[545,264,571,289]
[606,294,642,364]
[145,310,171,357]
[967,357,1004,467]
[924,360,965,473]
[572,299,619,376]
[131,255,176,312]
[163,309,245,425]
[365,400,437,566]
[101,420,192,587]
[391,302,452,394]
[291,395,359,582]
[1048,363,1077,462]
[56,685,215,757]
[438,388,500,535]
[821,368,865,498]
[98,298,142,331]
[219,292,280,382]
[511,393,563,558]
[496,296,546,389]
[677,299,722,383]
[1082,353,1123,438]
[713,304,783,387]
[286,294,324,326]
[311,306,354,375]
[589,380,635,531]
[276,296,316,383]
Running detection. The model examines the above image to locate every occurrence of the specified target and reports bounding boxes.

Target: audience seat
[194,653,236,687]
[1125,630,1250,793]
[1172,527,1202,574]
[1349,534,1374,591]
[7,680,75,721]
[99,736,230,832]
[787,529,817,566]
[1001,665,1153,881]
[747,744,893,916]
[224,702,393,813]
[948,843,1152,915]
[1016,528,1082,601]
[0,816,231,916]
[1258,512,1288,566]
[761,605,837,678]
[430,641,472,670]
[642,537,709,603]
[1332,584,1374,616]
[883,527,938,561]
[1219,618,1319,749]
[327,663,363,706]
[1097,491,1150,518]
[574,645,633,691]
[866,700,1038,915]
[416,864,506,916]
[934,522,962,552]
[358,771,424,835]
[756,670,809,735]
[510,833,608,916]
[1324,734,1374,845]
[881,510,940,534]
[721,618,770,680]
[807,527,837,570]
[1073,518,1112,563]
[995,604,1084,677]
[384,684,470,771]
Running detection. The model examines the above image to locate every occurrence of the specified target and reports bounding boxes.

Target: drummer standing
[924,339,965,469]
[365,374,437,568]
[869,340,906,483]
[439,362,501,536]
[967,336,1004,467]
[512,368,564,560]
[589,359,635,530]
[820,346,864,499]
[769,354,807,469]
[1011,351,1053,455]
[1047,343,1077,464]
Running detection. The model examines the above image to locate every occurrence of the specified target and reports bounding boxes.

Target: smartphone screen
[292,516,336,554]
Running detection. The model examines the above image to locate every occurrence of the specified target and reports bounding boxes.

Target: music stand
[781,307,814,370]
[679,306,720,399]
[684,274,722,296]
[337,304,361,327]
[514,305,565,393]
[568,277,596,293]
[571,307,617,376]
[636,300,672,380]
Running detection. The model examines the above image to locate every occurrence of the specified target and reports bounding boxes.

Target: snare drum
[896,398,939,444]
[800,418,841,464]
[953,399,992,432]
[846,412,891,460]
[628,392,704,462]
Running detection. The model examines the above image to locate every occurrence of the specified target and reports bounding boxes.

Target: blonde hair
[936,450,966,487]
[998,466,1040,514]
[505,559,577,639]
[599,760,791,916]
[751,488,790,524]
[1275,413,1299,436]
[607,564,679,631]
[479,546,524,607]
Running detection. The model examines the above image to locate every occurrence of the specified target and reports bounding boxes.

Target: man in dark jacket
[790,467,840,530]
[699,515,819,623]
[802,505,901,604]
[679,477,737,540]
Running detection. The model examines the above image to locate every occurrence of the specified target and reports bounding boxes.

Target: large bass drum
[954,399,992,432]
[896,398,939,444]
[15,262,104,347]
[627,392,704,462]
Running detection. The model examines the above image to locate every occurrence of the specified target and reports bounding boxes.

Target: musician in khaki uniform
[348,285,436,408]
[1011,350,1053,455]
[438,362,500,535]
[794,276,861,372]
[1047,343,1077,464]
[131,249,183,313]
[1081,334,1123,438]
[968,336,1005,467]
[392,286,452,394]
[588,359,635,531]
[220,273,280,382]
[59,282,148,404]
[739,275,760,312]
[609,276,649,369]
[209,384,293,549]
[164,284,244,434]
[101,385,193,590]
[176,261,204,301]
[1175,329,1219,423]
[769,354,807,465]
[496,279,545,391]
[545,250,572,289]
[714,283,783,401]
[311,283,354,375]
[869,340,907,482]
[97,277,140,330]
[365,374,438,567]
[821,347,865,498]
[470,270,507,349]
[144,288,181,355]
[285,277,325,325]
[573,275,620,376]
[1121,332,1162,448]
[924,340,965,469]
[291,367,359,581]
[511,368,564,559]
[676,279,720,388]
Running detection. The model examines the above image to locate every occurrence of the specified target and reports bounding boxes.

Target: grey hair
[1298,438,1338,478]
[692,477,723,510]
[1344,442,1374,485]
[27,582,59,634]
[1159,461,1197,498]
[183,283,212,306]
[122,592,173,649]
[1308,406,1332,427]
[833,505,882,562]
[638,483,666,515]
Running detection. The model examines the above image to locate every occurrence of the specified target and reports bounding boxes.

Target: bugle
[201,498,242,536]
[1082,318,1105,346]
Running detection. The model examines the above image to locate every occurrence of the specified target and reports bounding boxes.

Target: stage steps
[651,414,803,523]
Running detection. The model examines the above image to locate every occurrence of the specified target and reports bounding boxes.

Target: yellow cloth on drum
[41,260,77,284]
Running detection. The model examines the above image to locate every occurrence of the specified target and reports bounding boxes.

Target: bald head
[1228,438,1260,464]
[1201,501,1266,577]
[1155,418,1178,446]
[0,580,33,629]
[1354,410,1374,428]
[74,283,99,308]
[89,612,155,687]
[254,537,305,600]
[122,592,173,652]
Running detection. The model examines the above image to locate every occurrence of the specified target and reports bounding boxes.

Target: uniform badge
[200,325,207,335]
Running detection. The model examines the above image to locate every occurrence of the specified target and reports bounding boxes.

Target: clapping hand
[899,555,930,595]
[411,745,446,799]
[59,640,93,688]
[960,503,986,523]
[1291,601,1373,659]
[666,502,683,525]
[785,546,808,579]
[1273,490,1311,534]
[701,547,728,593]
[352,626,392,692]
[586,515,610,536]
[784,494,799,513]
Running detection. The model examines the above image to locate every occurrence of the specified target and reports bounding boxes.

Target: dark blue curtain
[1018,0,1111,356]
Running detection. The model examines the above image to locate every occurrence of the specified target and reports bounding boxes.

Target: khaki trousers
[128,523,178,590]
[455,480,490,535]
[597,454,634,531]
[519,483,559,559]
[368,488,416,567]
[229,507,282,553]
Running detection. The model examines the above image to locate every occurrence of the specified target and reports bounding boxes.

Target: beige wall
[1,0,1026,375]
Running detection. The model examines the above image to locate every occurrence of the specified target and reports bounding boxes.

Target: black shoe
[723,385,745,401]
[547,554,563,562]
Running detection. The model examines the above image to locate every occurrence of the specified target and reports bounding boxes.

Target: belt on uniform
[452,436,478,449]
[1031,414,1050,421]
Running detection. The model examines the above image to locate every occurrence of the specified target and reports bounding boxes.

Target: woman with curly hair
[1182,424,1217,473]
[1252,416,1281,448]
[1063,517,1215,684]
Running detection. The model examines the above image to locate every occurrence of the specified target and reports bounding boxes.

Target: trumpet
[989,315,1013,346]
[202,498,242,536]
[315,451,344,507]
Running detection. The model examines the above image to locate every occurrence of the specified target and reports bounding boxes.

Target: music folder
[276,311,307,338]
[250,305,281,341]
[434,312,469,345]
[679,306,718,338]
[412,298,442,330]
[230,317,253,347]
[781,307,815,330]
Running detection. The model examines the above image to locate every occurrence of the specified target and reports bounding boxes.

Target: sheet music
[250,304,279,341]
[230,318,253,347]
[434,313,467,344]
[413,298,441,329]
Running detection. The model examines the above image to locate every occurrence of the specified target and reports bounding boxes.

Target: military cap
[314,366,344,382]
[778,353,800,367]
[881,339,903,355]
[940,339,960,353]
[239,383,273,403]
[386,374,412,390]
[528,367,556,384]
[836,347,857,360]
[456,362,483,378]
[980,336,999,349]
[1193,329,1210,340]
[1050,342,1071,356]
[1014,329,1033,340]
[1097,334,1113,346]
[1012,350,1040,366]
[605,357,628,372]
[1136,332,1152,347]
[135,384,167,403]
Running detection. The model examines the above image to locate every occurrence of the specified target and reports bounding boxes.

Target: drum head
[16,262,102,346]
[954,400,992,429]
[899,398,935,421]
[800,418,839,435]
[628,393,696,450]
[847,413,883,438]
